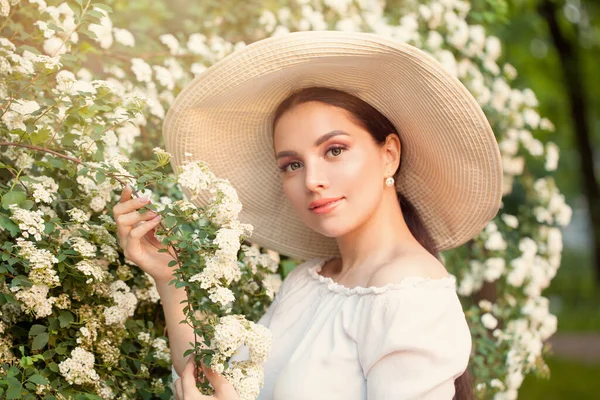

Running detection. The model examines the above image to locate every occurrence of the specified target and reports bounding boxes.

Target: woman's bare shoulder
[366,251,449,288]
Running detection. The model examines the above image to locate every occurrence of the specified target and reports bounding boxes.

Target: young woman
[114,31,502,399]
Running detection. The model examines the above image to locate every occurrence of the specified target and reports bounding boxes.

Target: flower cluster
[8,204,46,241]
[211,315,272,400]
[103,280,138,326]
[168,159,277,397]
[58,347,100,386]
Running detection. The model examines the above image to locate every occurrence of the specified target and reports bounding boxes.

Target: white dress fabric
[172,257,472,400]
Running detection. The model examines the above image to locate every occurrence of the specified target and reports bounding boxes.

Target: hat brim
[162,31,503,261]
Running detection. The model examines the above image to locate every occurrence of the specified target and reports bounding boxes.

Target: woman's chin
[308,221,350,239]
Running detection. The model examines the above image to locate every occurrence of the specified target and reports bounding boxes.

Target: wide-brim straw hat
[162,30,503,261]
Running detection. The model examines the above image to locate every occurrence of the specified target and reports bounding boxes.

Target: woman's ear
[382,134,401,176]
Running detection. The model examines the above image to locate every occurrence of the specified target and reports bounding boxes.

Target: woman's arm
[156,275,196,377]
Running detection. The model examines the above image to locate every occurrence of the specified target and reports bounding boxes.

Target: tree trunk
[538,0,600,283]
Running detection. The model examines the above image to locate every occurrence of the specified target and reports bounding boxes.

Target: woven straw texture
[162,31,503,261]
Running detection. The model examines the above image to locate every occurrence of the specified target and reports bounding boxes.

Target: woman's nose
[304,163,329,193]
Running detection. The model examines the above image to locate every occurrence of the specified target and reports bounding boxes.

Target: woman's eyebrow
[276,130,350,159]
[315,130,349,146]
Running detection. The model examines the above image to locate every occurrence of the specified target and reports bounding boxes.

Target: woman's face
[273,101,392,239]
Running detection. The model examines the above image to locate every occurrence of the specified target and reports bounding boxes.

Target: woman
[114,31,502,399]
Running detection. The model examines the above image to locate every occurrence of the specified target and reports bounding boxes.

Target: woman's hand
[174,357,240,400]
[113,185,176,283]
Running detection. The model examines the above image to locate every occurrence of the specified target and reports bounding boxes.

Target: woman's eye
[280,161,301,173]
[326,146,346,157]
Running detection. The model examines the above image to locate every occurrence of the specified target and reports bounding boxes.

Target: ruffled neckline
[306,257,457,296]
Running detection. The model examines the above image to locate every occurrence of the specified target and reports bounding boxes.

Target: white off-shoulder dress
[173,257,472,400]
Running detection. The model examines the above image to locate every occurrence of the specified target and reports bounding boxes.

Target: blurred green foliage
[545,247,600,332]
[518,355,600,399]
[488,0,600,204]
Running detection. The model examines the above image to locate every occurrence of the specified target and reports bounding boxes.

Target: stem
[46,111,68,147]
[4,165,32,197]
[0,142,83,164]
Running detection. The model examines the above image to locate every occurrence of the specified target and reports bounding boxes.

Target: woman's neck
[333,191,421,275]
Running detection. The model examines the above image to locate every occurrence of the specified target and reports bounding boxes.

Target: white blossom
[544,142,559,171]
[9,205,46,241]
[75,260,106,283]
[70,237,97,258]
[14,284,56,318]
[103,280,138,325]
[209,286,236,307]
[88,9,113,49]
[482,313,499,330]
[246,322,272,363]
[484,257,505,282]
[152,337,171,362]
[58,347,100,385]
[131,58,152,83]
[159,33,181,55]
[113,27,135,47]
[501,214,519,229]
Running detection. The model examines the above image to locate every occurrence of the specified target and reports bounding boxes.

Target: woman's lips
[310,198,344,215]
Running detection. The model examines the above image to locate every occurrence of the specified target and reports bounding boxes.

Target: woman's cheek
[283,178,306,213]
[334,152,368,186]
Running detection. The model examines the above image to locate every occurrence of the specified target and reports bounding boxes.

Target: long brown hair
[273,86,474,400]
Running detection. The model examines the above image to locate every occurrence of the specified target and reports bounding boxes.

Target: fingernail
[139,196,149,203]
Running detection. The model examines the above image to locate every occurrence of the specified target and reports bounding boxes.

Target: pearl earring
[385,177,395,187]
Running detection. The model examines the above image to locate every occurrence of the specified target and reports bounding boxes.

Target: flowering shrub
[0,0,571,399]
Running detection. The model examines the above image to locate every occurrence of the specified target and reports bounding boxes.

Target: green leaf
[7,376,21,387]
[29,325,47,336]
[60,53,80,64]
[79,26,98,41]
[55,342,68,355]
[18,45,40,55]
[20,200,34,210]
[95,171,106,184]
[30,127,52,145]
[47,22,65,33]
[86,9,106,20]
[58,311,74,328]
[6,387,23,400]
[61,133,79,146]
[0,215,19,236]
[32,332,49,350]
[27,374,49,385]
[164,215,177,228]
[1,191,26,210]
[44,222,55,234]
[92,3,113,13]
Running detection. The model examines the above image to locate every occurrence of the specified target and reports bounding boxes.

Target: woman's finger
[174,377,183,400]
[201,364,239,399]
[114,192,150,220]
[116,208,158,231]
[129,215,162,240]
[181,357,214,399]
[181,357,200,394]
[119,185,131,203]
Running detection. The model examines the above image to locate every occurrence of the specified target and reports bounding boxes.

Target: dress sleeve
[356,281,472,400]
